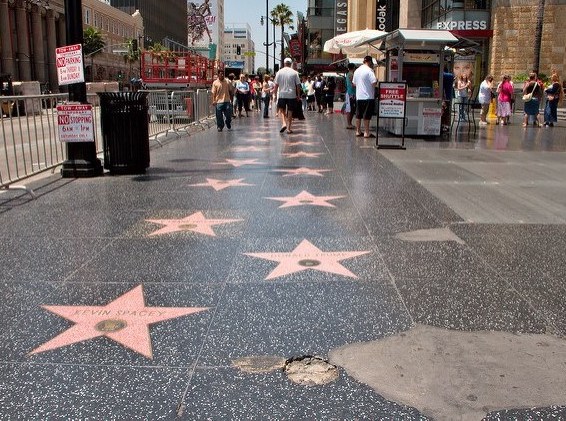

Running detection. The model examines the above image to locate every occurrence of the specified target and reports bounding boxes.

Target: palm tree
[533,0,545,74]
[83,27,105,56]
[270,4,294,67]
[123,38,141,79]
[83,27,105,81]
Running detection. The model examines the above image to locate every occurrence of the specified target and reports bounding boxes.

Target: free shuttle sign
[56,44,85,85]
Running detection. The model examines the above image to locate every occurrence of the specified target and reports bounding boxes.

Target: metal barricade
[1,89,215,194]
[170,91,197,133]
[146,90,172,141]
[195,89,213,123]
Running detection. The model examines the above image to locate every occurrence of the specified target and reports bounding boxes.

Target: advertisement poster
[187,0,218,48]
[379,82,406,118]
[56,105,94,143]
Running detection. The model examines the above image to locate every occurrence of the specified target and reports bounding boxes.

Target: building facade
[345,0,566,85]
[110,0,187,49]
[223,23,255,75]
[0,0,141,90]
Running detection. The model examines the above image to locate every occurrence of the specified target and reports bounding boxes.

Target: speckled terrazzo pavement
[0,109,566,420]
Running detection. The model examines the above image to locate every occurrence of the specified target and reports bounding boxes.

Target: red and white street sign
[56,104,94,143]
[378,82,406,118]
[56,44,85,86]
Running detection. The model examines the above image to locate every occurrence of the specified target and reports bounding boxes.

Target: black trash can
[98,92,149,174]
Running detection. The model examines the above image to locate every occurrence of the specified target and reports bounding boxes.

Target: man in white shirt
[273,57,301,133]
[352,55,377,138]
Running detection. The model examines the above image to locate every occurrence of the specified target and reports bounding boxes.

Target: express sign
[56,44,85,86]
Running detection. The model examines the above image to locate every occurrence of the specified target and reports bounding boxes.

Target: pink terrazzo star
[189,178,255,191]
[245,239,370,280]
[29,285,209,359]
[146,211,243,236]
[231,146,268,152]
[283,141,319,146]
[215,159,265,167]
[282,151,323,159]
[273,167,333,177]
[265,190,345,208]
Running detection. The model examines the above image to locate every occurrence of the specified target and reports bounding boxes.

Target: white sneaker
[479,121,488,126]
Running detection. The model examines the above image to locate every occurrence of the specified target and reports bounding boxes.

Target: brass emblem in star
[146,211,243,236]
[189,178,255,191]
[244,239,370,280]
[29,285,209,359]
[265,190,345,208]
[214,159,265,167]
[273,167,333,177]
[282,151,323,159]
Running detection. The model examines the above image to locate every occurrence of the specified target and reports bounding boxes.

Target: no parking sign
[56,44,85,86]
[56,104,94,143]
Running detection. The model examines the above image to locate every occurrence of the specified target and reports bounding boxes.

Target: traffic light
[131,39,138,51]
[260,16,264,25]
[236,46,241,55]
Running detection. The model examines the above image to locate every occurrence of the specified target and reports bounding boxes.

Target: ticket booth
[358,29,460,136]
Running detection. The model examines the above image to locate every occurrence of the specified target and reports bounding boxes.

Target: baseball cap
[284,57,292,64]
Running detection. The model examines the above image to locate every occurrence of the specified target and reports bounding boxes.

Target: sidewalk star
[215,159,265,167]
[189,178,255,191]
[273,167,333,177]
[29,285,209,359]
[245,239,370,280]
[282,151,323,159]
[265,190,345,208]
[146,211,243,236]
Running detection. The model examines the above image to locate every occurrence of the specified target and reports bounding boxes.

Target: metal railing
[1,89,213,196]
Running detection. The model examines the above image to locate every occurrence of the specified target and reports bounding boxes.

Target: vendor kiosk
[362,29,459,136]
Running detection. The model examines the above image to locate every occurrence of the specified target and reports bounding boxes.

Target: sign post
[60,0,102,178]
[376,82,407,150]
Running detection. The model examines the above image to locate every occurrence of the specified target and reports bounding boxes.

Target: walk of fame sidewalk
[0,109,566,420]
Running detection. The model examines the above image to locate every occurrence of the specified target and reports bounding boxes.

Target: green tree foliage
[270,4,294,66]
[83,27,105,57]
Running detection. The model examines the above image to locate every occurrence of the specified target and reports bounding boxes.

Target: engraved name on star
[244,239,370,280]
[214,159,265,167]
[265,190,345,208]
[29,285,209,359]
[146,211,243,236]
[273,167,333,177]
[189,178,255,191]
[282,151,323,159]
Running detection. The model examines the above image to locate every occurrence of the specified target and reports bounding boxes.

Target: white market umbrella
[323,29,388,55]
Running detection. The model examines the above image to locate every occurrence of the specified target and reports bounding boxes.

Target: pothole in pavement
[284,355,339,386]
[232,355,339,386]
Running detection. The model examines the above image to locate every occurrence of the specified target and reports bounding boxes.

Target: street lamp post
[265,0,269,71]
[261,15,277,73]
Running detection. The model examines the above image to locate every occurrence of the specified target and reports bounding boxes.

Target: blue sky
[225,0,307,69]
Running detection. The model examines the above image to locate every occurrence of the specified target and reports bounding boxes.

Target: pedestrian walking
[211,69,234,131]
[522,72,542,127]
[496,75,513,125]
[273,57,302,134]
[477,74,494,125]
[352,55,377,138]
[261,74,272,118]
[235,74,251,117]
[344,62,357,129]
[543,73,563,127]
[324,76,336,115]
